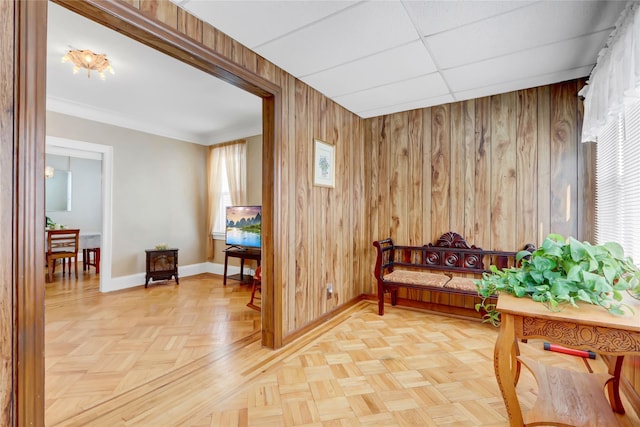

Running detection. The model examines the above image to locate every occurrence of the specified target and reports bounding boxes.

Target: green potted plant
[475,233,640,326]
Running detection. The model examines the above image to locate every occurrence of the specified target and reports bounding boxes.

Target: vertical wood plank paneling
[576,79,595,243]
[378,117,391,240]
[450,102,465,234]
[421,108,433,243]
[516,89,538,246]
[391,112,409,242]
[283,73,296,335]
[177,8,202,42]
[463,100,476,242]
[431,104,451,238]
[367,118,379,294]
[140,0,178,28]
[490,93,517,250]
[449,100,466,310]
[353,117,366,296]
[334,103,346,309]
[408,109,424,245]
[474,97,492,249]
[257,57,278,85]
[550,81,578,238]
[0,2,13,424]
[294,80,311,330]
[201,22,216,51]
[120,0,141,8]
[537,86,552,245]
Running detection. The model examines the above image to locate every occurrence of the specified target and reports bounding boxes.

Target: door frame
[12,0,281,424]
[46,137,113,292]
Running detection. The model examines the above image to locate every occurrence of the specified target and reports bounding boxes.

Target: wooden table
[223,247,261,285]
[495,292,640,426]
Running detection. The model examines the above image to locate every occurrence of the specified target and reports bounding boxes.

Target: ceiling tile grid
[178,0,627,120]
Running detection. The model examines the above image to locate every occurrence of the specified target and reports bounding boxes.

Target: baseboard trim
[102,262,251,292]
[282,295,368,346]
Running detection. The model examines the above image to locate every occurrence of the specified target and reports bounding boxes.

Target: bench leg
[378,282,384,316]
[391,289,397,306]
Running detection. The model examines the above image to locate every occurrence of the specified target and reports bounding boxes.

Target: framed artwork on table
[313,139,335,188]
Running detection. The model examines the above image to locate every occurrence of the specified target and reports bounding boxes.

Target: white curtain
[581,2,640,142]
[205,140,246,259]
[206,146,224,259]
[224,142,247,206]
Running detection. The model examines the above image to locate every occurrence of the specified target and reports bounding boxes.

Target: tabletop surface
[496,292,640,332]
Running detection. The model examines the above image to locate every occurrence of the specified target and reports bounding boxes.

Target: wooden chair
[83,247,100,274]
[46,229,80,282]
[246,265,261,311]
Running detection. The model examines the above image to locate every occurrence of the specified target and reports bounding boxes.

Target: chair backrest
[47,229,80,255]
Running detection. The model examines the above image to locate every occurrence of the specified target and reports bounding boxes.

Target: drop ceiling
[47,1,629,145]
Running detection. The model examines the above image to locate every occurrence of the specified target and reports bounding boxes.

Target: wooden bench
[372,231,534,316]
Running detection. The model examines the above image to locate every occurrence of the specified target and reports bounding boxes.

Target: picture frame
[313,139,335,188]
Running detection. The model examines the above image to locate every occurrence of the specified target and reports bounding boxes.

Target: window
[213,161,231,235]
[206,141,246,243]
[595,101,640,264]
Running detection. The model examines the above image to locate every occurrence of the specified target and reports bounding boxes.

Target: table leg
[223,252,229,286]
[494,313,524,426]
[240,258,244,281]
[607,355,625,414]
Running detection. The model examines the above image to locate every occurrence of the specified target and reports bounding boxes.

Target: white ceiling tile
[442,30,609,93]
[334,73,449,113]
[452,65,594,102]
[427,1,627,69]
[300,40,436,97]
[403,1,533,36]
[255,0,420,77]
[177,0,358,48]
[357,94,455,118]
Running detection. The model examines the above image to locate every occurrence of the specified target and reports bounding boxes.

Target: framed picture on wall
[313,139,335,188]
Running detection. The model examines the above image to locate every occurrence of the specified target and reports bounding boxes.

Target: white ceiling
[47,2,263,145]
[47,1,629,145]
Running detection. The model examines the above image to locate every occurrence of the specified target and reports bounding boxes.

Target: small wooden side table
[494,292,640,426]
[145,248,179,288]
[223,247,261,285]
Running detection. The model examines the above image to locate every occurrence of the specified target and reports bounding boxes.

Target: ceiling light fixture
[62,48,114,80]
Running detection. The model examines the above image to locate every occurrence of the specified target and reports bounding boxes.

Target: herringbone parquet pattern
[45,268,640,426]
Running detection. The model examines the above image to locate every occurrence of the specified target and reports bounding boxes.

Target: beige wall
[46,111,208,277]
[246,134,263,206]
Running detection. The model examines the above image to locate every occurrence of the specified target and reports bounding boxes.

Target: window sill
[212,232,225,241]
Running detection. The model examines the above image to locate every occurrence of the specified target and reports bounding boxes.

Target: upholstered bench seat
[383,270,451,287]
[443,277,478,292]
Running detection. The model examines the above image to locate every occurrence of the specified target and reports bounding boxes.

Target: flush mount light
[62,48,114,80]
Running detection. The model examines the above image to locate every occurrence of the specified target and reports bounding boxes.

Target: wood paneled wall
[364,81,596,306]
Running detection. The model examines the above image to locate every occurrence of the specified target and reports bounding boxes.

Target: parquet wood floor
[45,268,640,426]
